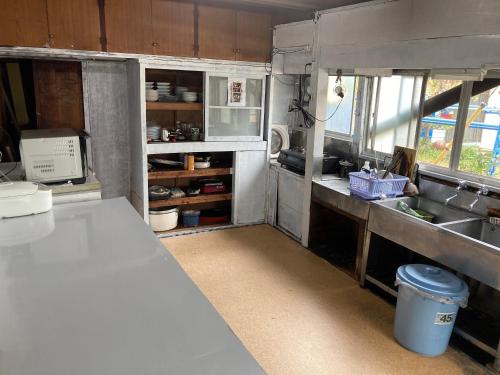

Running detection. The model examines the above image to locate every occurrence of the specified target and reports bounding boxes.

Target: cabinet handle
[152,42,159,47]
[49,33,55,39]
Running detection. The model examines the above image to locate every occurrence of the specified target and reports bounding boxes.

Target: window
[416,79,462,168]
[458,84,500,179]
[364,75,423,155]
[325,76,357,136]
[417,78,500,181]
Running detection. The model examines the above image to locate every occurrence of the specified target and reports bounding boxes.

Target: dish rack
[349,171,409,200]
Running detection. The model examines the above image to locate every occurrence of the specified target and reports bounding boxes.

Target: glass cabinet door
[205,74,265,141]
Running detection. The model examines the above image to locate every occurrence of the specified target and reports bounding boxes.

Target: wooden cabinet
[0,1,271,62]
[32,61,85,130]
[46,0,101,51]
[105,0,152,54]
[198,5,272,62]
[0,0,49,47]
[151,0,195,57]
[236,11,272,62]
[198,5,237,61]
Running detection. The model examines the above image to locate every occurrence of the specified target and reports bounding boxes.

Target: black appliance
[277,149,340,175]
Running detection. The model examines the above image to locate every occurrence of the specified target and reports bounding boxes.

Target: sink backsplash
[418,176,499,217]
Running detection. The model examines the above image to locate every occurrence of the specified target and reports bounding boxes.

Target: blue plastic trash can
[394,264,469,356]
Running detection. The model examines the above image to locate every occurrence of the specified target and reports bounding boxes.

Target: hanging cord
[289,96,344,129]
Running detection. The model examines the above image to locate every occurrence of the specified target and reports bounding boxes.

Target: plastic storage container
[394,264,469,356]
[182,210,200,227]
[349,171,409,200]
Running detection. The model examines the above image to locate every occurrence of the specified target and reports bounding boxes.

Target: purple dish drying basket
[349,171,409,200]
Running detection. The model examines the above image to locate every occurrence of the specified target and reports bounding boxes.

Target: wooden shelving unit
[146,102,203,111]
[155,222,233,237]
[149,193,232,208]
[148,167,232,180]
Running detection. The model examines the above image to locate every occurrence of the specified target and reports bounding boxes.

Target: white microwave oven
[20,128,88,184]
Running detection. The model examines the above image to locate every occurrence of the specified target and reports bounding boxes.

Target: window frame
[417,79,500,187]
[361,73,424,159]
[324,76,365,141]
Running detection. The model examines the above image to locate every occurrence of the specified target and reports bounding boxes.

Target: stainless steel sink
[375,196,476,224]
[441,219,500,248]
[367,196,500,290]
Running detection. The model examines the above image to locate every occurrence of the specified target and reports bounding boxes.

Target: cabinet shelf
[146,102,203,111]
[149,193,232,208]
[148,167,232,180]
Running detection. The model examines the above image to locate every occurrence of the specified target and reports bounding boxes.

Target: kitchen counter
[0,198,264,375]
[312,177,370,220]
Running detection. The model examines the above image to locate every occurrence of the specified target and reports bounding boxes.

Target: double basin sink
[369,196,500,290]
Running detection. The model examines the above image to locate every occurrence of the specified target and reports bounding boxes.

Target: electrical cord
[289,96,344,128]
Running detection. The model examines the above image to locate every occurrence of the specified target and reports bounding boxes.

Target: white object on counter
[0,181,52,218]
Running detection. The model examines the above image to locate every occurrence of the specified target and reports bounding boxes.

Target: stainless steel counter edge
[0,197,264,375]
[312,179,370,220]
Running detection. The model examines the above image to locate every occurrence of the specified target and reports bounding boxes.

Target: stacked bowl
[182,91,198,103]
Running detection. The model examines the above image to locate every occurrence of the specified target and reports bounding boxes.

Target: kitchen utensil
[187,155,195,171]
[169,187,186,198]
[199,208,230,225]
[182,210,200,227]
[148,185,171,201]
[149,159,184,168]
[146,89,159,102]
[338,160,354,179]
[194,161,211,169]
[186,186,200,196]
[199,179,226,194]
[161,129,170,142]
[149,207,178,232]
[191,128,201,141]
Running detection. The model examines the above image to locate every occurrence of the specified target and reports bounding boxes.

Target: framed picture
[228,78,246,107]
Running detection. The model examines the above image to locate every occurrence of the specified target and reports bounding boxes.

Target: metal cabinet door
[277,170,304,213]
[233,150,267,224]
[277,168,304,240]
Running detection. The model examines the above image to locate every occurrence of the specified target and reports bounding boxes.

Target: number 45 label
[435,312,455,325]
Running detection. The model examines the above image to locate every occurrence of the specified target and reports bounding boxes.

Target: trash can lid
[396,264,469,300]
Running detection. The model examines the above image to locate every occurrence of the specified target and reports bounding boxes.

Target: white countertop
[0,198,263,375]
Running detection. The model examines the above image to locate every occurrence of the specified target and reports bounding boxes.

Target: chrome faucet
[468,185,489,211]
[445,180,467,206]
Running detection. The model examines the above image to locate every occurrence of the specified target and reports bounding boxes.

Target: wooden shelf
[148,167,232,180]
[149,193,232,208]
[146,102,203,111]
[155,222,233,236]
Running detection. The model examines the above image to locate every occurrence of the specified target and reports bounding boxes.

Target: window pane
[325,76,356,135]
[208,108,261,137]
[417,79,462,168]
[458,85,500,179]
[368,75,422,154]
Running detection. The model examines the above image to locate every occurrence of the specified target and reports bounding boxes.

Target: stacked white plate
[182,91,198,103]
[146,123,161,141]
[157,82,171,94]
